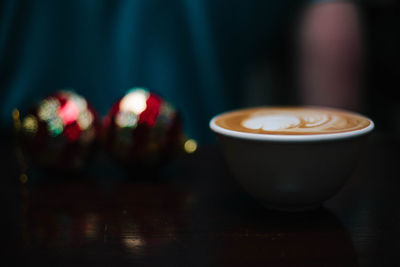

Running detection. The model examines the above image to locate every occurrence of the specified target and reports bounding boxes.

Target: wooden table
[1,133,398,266]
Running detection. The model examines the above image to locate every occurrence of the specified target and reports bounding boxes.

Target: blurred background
[0,1,399,265]
[0,0,399,142]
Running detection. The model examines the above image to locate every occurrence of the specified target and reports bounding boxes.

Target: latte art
[243,115,301,131]
[214,107,371,135]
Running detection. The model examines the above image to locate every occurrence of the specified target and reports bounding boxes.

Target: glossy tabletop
[0,133,398,266]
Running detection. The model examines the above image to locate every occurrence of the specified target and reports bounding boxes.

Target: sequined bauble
[17,90,99,171]
[102,88,183,168]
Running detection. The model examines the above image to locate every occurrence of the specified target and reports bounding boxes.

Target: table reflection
[17,173,358,266]
[19,178,194,263]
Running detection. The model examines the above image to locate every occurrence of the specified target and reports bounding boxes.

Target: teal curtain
[0,0,307,142]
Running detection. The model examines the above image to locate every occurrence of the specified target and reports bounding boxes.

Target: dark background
[361,0,400,135]
[0,0,399,141]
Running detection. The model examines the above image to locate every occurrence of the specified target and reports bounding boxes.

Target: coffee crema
[214,107,371,135]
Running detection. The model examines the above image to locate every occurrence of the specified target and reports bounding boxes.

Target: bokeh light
[116,111,138,128]
[58,99,79,125]
[22,115,38,136]
[184,139,197,154]
[119,88,149,114]
[12,109,21,130]
[123,236,145,250]
[38,97,60,121]
[48,117,64,136]
[67,91,88,111]
[77,110,94,130]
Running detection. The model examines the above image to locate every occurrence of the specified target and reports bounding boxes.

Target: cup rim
[209,107,375,142]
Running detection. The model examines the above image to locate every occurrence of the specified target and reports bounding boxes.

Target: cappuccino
[214,107,371,135]
[210,106,374,210]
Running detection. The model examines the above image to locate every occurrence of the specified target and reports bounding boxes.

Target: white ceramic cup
[210,108,374,211]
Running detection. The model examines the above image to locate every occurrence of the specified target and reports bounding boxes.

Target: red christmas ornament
[16,90,99,171]
[102,88,183,168]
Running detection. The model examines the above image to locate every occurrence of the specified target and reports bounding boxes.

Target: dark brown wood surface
[0,133,398,266]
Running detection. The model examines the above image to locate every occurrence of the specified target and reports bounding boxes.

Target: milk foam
[214,107,371,135]
[241,111,342,133]
[242,115,300,131]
